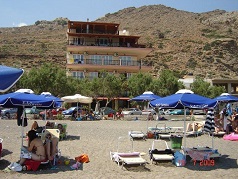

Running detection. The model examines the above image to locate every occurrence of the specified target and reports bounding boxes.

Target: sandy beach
[0,116,238,179]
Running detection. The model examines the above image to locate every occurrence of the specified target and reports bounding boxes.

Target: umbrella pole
[44,109,47,129]
[183,107,186,148]
[77,102,79,119]
[212,133,214,149]
[21,106,25,148]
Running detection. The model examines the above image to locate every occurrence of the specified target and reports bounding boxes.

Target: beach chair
[110,136,147,168]
[41,129,61,166]
[149,140,174,164]
[128,130,146,140]
[56,123,67,140]
[183,146,221,161]
[154,123,172,140]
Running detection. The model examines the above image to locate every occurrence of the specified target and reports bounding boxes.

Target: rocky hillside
[0,5,238,79]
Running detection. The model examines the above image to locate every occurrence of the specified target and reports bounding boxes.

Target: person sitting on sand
[45,121,55,129]
[226,114,238,134]
[31,121,43,133]
[9,130,46,170]
[214,117,224,133]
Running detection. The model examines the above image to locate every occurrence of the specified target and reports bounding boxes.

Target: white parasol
[61,94,93,117]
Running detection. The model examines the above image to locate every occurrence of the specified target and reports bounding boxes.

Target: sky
[0,0,237,28]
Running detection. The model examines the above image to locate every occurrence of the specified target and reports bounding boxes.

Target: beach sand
[0,117,238,179]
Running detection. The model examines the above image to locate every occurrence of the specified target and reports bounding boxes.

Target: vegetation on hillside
[0,5,238,79]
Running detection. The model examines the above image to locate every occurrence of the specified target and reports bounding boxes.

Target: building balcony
[66,59,152,73]
[67,40,146,48]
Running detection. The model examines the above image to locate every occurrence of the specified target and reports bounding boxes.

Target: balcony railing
[67,59,152,67]
[67,40,146,48]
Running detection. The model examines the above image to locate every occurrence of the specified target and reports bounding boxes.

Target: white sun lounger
[128,131,146,140]
[110,152,147,167]
[110,136,147,168]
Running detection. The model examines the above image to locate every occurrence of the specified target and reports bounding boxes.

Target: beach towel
[204,109,215,133]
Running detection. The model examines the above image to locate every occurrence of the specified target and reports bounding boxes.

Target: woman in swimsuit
[19,130,46,165]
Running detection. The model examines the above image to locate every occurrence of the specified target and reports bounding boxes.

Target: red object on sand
[24,159,46,171]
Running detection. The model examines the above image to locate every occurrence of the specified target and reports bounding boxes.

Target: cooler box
[147,131,154,139]
[170,135,183,149]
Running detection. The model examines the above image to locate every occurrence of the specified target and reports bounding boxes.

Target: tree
[191,77,225,98]
[17,63,78,96]
[152,69,184,97]
[127,72,153,97]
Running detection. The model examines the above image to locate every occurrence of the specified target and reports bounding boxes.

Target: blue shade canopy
[130,91,161,101]
[150,93,218,109]
[0,65,24,92]
[41,92,63,108]
[213,93,238,102]
[0,92,57,108]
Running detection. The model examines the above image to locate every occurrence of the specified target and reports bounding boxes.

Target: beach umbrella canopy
[130,91,161,101]
[213,93,238,103]
[150,90,218,148]
[0,65,24,92]
[61,94,93,118]
[0,92,57,108]
[150,91,218,109]
[61,94,93,104]
[41,92,63,108]
[15,88,34,94]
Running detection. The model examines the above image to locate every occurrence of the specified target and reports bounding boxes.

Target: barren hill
[0,5,238,79]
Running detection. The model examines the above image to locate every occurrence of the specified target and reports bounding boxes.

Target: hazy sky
[0,0,237,27]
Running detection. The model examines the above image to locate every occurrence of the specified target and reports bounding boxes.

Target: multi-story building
[66,20,152,79]
[66,20,152,109]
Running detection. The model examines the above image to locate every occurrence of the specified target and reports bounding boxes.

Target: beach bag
[173,151,186,167]
[75,154,90,163]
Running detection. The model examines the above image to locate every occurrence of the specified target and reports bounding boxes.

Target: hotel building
[66,20,153,108]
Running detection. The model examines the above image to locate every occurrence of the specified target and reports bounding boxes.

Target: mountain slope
[0,5,237,79]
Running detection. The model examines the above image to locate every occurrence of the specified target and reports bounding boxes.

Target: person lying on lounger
[186,121,205,132]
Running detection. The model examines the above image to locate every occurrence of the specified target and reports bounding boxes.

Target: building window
[91,55,104,65]
[73,54,84,64]
[103,55,113,65]
[73,38,84,45]
[120,56,132,66]
[98,38,108,46]
[72,71,85,79]
[89,72,98,80]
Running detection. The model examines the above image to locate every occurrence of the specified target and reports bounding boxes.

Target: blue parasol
[213,93,238,103]
[0,65,24,92]
[130,91,161,101]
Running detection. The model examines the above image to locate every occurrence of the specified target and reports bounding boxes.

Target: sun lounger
[149,140,174,164]
[212,131,225,137]
[128,131,146,140]
[110,136,147,168]
[110,152,147,167]
[183,147,221,161]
